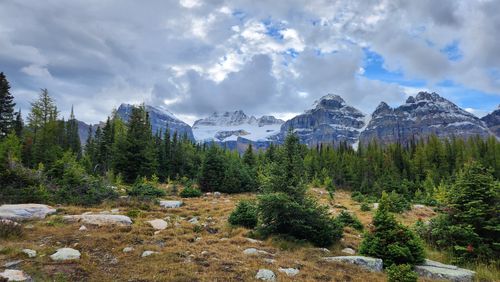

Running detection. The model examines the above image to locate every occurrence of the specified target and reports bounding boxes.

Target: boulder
[255,269,276,281]
[141,251,159,257]
[22,249,36,258]
[79,225,87,231]
[50,248,81,261]
[415,259,475,282]
[63,214,132,227]
[278,267,299,276]
[0,269,31,281]
[188,217,199,224]
[243,248,271,256]
[147,219,168,230]
[322,256,383,272]
[159,200,183,208]
[0,204,56,220]
[123,247,134,253]
[3,260,23,268]
[341,248,356,255]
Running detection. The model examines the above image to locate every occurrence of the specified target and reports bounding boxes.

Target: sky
[0,0,499,125]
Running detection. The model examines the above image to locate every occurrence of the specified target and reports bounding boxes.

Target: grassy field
[0,187,495,281]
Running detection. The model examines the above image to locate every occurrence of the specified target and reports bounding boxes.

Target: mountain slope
[359,92,492,145]
[481,105,500,138]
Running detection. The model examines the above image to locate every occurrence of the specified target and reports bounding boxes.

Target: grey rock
[322,256,383,272]
[123,247,134,253]
[481,105,500,138]
[415,259,475,282]
[188,217,199,224]
[0,204,56,220]
[141,250,159,257]
[22,249,36,258]
[79,225,87,231]
[255,269,276,281]
[278,267,299,277]
[341,248,356,255]
[3,260,23,268]
[50,248,81,261]
[0,269,31,281]
[63,214,132,227]
[243,248,271,256]
[147,219,169,230]
[159,200,183,208]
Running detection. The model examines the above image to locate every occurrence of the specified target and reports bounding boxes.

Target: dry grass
[0,189,445,281]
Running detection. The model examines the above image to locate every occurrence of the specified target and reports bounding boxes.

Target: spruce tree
[65,106,81,158]
[14,110,23,138]
[0,72,15,138]
[199,144,226,192]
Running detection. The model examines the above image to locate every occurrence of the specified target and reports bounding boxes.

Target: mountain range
[78,92,500,150]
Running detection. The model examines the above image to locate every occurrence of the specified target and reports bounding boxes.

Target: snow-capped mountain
[481,105,500,138]
[116,103,194,141]
[273,94,366,146]
[359,92,492,145]
[192,110,283,143]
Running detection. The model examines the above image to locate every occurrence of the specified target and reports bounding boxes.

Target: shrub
[258,193,343,247]
[0,220,23,239]
[228,200,258,228]
[335,210,364,231]
[180,186,203,198]
[360,202,371,211]
[351,191,365,203]
[386,264,418,282]
[128,182,166,200]
[126,209,141,218]
[359,192,425,267]
[386,191,411,213]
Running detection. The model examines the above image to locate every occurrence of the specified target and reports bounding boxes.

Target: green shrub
[180,186,202,198]
[126,209,141,218]
[359,192,425,267]
[128,182,166,200]
[351,191,365,203]
[386,264,418,282]
[335,210,364,231]
[360,202,371,211]
[258,193,343,247]
[0,220,23,239]
[386,191,411,213]
[228,200,258,228]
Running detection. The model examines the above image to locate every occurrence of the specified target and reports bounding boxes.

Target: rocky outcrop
[255,269,276,281]
[415,259,475,282]
[50,248,81,261]
[481,105,500,138]
[322,256,383,272]
[360,92,492,145]
[275,94,366,146]
[0,204,56,220]
[159,200,183,208]
[63,214,132,227]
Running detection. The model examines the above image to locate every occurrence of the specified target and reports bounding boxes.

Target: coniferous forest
[1,72,499,281]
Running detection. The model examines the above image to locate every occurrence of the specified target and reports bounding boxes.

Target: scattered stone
[214,192,221,198]
[278,267,299,277]
[147,219,169,230]
[110,208,120,213]
[159,200,183,208]
[24,224,34,229]
[188,217,199,224]
[79,225,87,231]
[141,251,159,257]
[63,214,132,227]
[322,256,383,272]
[220,238,229,241]
[22,249,36,258]
[245,238,263,244]
[243,248,271,256]
[255,269,276,281]
[263,258,276,264]
[341,248,356,255]
[316,248,330,253]
[50,248,81,261]
[0,204,56,220]
[201,251,209,256]
[415,259,475,282]
[0,269,31,281]
[3,260,23,268]
[123,247,134,253]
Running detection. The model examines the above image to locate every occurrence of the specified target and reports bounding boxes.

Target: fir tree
[14,109,23,138]
[0,72,15,138]
[65,106,81,158]
[199,144,226,192]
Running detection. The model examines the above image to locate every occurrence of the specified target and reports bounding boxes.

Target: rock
[123,247,134,253]
[373,203,379,209]
[63,214,132,227]
[263,258,276,264]
[0,204,56,220]
[50,248,81,261]
[413,204,426,209]
[415,259,475,282]
[341,248,356,255]
[188,217,199,224]
[278,267,299,277]
[147,219,169,230]
[159,200,183,208]
[481,105,500,138]
[316,248,330,253]
[245,238,263,244]
[214,191,221,198]
[255,269,276,281]
[243,248,271,256]
[0,269,31,281]
[322,256,383,272]
[141,251,159,257]
[110,208,120,213]
[3,260,23,268]
[79,225,87,231]
[22,249,36,258]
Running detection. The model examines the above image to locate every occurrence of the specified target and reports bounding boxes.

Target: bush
[359,192,425,267]
[360,202,371,211]
[351,191,365,203]
[228,200,258,228]
[335,210,364,231]
[258,193,343,247]
[128,182,166,200]
[0,220,23,239]
[386,264,418,282]
[386,191,411,213]
[180,186,202,198]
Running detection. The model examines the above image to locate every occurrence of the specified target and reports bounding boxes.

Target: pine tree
[65,106,81,158]
[14,109,23,138]
[199,144,226,192]
[243,144,256,168]
[0,72,15,138]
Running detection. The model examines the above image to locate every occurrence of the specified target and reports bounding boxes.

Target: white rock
[263,258,276,264]
[63,214,132,227]
[188,217,199,224]
[415,259,475,282]
[141,251,159,257]
[22,249,36,258]
[243,248,270,256]
[50,248,81,261]
[0,204,56,220]
[245,238,263,244]
[214,192,221,198]
[110,208,120,213]
[159,200,183,208]
[147,219,169,230]
[123,247,134,253]
[3,260,23,268]
[322,256,383,272]
[255,269,276,281]
[341,248,356,255]
[373,203,379,209]
[79,225,87,231]
[0,269,31,281]
[278,267,299,277]
[316,248,330,253]
[413,204,426,209]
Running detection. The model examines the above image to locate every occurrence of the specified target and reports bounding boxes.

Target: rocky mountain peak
[373,102,392,116]
[312,94,346,110]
